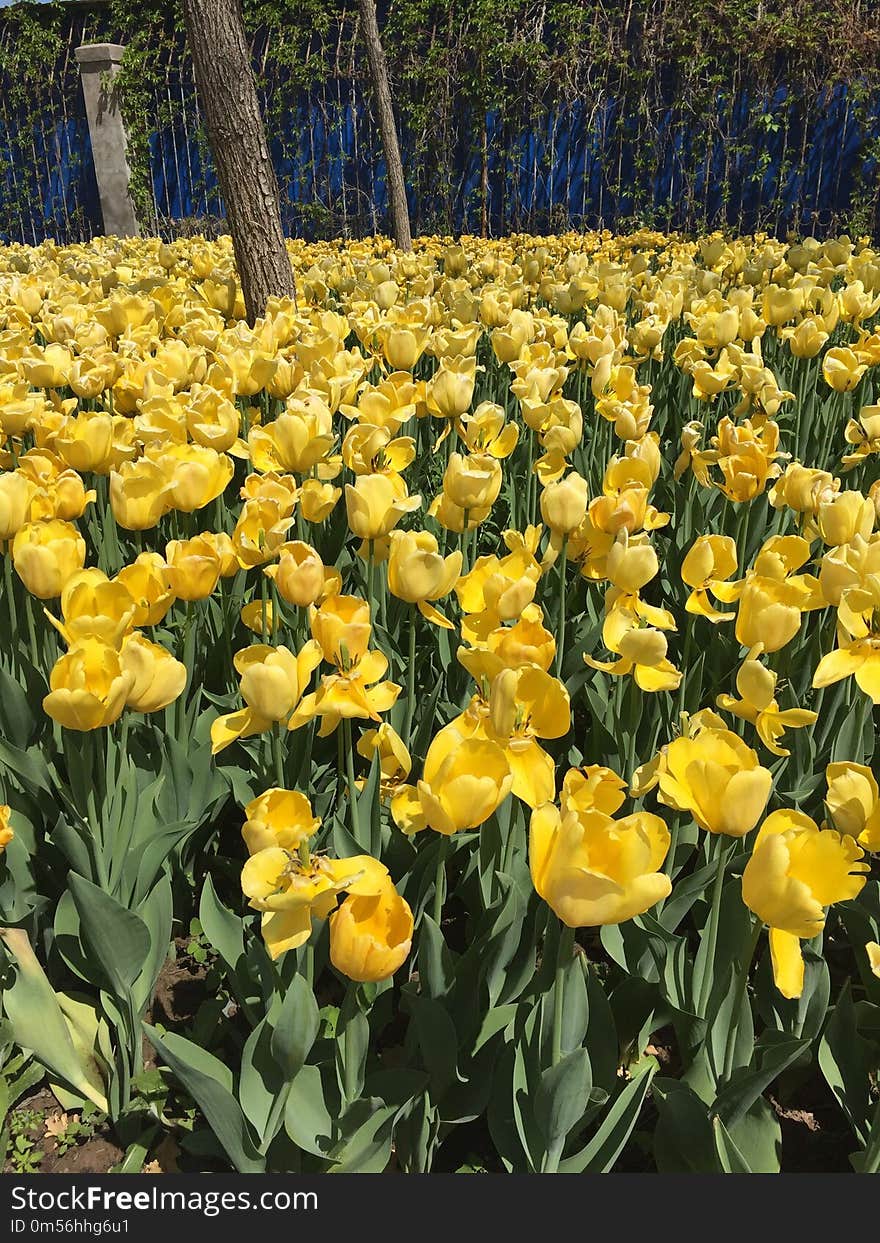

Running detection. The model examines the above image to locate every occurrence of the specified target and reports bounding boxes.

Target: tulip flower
[0,471,36,541]
[585,605,682,692]
[716,648,817,756]
[115,553,175,626]
[742,809,868,997]
[344,472,421,544]
[12,518,86,599]
[825,762,880,851]
[110,460,170,530]
[539,472,588,537]
[560,765,628,816]
[387,529,462,627]
[165,535,223,602]
[45,567,135,648]
[0,804,13,853]
[391,728,512,836]
[211,641,322,753]
[529,802,671,926]
[680,534,738,621]
[43,639,134,731]
[813,577,880,702]
[329,875,414,982]
[440,452,503,514]
[119,632,187,714]
[310,595,372,667]
[823,347,868,393]
[635,711,773,837]
[241,787,321,856]
[265,540,338,608]
[241,845,388,959]
[289,648,401,736]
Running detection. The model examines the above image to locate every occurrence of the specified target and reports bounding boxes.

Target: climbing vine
[1,0,879,241]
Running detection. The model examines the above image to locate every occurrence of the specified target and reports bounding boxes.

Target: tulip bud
[539,472,588,535]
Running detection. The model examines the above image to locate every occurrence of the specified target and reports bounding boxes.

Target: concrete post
[75,44,141,237]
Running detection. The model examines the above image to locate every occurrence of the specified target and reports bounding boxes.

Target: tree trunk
[357,0,412,251]
[181,0,296,323]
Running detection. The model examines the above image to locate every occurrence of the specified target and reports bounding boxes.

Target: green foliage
[2,1,880,239]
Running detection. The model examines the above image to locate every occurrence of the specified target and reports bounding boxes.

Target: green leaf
[143,1024,264,1173]
[534,1047,592,1149]
[269,973,320,1082]
[329,1102,396,1173]
[712,1115,751,1172]
[653,1075,718,1173]
[0,929,107,1112]
[713,1032,808,1130]
[558,1063,656,1173]
[407,993,458,1099]
[198,873,244,971]
[284,1064,334,1158]
[818,983,877,1146]
[67,873,151,998]
[418,915,455,1000]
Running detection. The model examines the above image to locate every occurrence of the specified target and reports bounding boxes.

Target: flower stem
[556,536,568,678]
[552,923,576,1066]
[721,915,763,1081]
[342,717,363,846]
[696,838,730,1019]
[432,835,448,926]
[404,604,417,747]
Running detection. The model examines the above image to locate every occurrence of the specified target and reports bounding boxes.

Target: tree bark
[181,0,296,323]
[357,0,412,251]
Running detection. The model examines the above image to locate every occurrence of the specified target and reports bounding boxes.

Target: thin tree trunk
[357,0,412,251]
[181,0,296,323]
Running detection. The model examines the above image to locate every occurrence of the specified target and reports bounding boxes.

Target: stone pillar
[75,44,141,237]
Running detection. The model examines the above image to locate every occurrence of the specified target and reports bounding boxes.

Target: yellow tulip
[0,471,36,541]
[265,541,331,608]
[344,472,421,542]
[742,810,867,997]
[211,640,322,753]
[0,804,13,853]
[387,529,462,626]
[442,452,502,512]
[816,490,875,547]
[427,357,478,419]
[119,632,187,713]
[539,472,588,536]
[165,535,223,601]
[585,605,682,693]
[825,762,880,850]
[12,518,86,599]
[289,648,401,736]
[242,787,321,855]
[560,765,627,816]
[391,728,512,836]
[241,845,388,959]
[46,567,135,648]
[529,802,671,926]
[232,497,294,568]
[156,443,235,513]
[823,347,868,393]
[115,553,175,626]
[681,534,738,621]
[310,594,372,667]
[640,712,773,836]
[110,460,170,530]
[716,648,817,756]
[329,875,414,982]
[43,638,134,731]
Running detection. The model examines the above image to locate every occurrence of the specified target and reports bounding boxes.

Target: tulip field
[0,228,879,1174]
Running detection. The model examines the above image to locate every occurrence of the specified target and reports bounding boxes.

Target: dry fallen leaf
[44,1112,70,1139]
